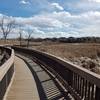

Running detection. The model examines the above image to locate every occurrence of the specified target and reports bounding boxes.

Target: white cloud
[1,10,100,38]
[89,0,100,3]
[95,0,100,2]
[51,3,64,11]
[19,0,30,5]
[32,27,45,34]
[15,13,69,29]
[66,0,100,14]
[15,11,100,37]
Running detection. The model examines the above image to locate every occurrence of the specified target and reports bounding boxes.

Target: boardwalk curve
[6,56,39,100]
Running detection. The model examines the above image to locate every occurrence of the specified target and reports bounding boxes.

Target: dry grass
[0,40,100,60]
[32,42,100,60]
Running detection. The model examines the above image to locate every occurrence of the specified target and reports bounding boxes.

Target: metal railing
[0,46,14,100]
[12,46,100,100]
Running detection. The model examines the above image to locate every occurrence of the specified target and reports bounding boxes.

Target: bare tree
[26,29,33,48]
[18,30,23,46]
[0,16,15,43]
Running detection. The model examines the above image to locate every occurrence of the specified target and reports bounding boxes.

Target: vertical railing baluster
[91,84,95,100]
[84,80,88,100]
[77,75,80,94]
[82,78,85,98]
[75,73,77,90]
[80,77,83,97]
[79,76,81,93]
[95,87,100,100]
[87,82,91,100]
[67,70,73,86]
[72,72,75,89]
[76,74,78,92]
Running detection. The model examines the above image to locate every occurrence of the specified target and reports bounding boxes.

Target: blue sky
[0,0,100,38]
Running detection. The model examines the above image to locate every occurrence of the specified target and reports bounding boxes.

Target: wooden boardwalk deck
[16,53,68,100]
[6,56,40,100]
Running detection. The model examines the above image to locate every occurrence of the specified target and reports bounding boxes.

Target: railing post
[67,70,73,86]
[95,87,100,100]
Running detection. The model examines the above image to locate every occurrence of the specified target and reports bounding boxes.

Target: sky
[0,0,100,38]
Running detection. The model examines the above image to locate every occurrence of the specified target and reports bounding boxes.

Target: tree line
[25,37,100,43]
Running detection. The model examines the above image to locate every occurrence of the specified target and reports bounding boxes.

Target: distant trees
[29,37,100,43]
[0,16,15,43]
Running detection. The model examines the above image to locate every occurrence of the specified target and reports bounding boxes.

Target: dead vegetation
[32,43,100,59]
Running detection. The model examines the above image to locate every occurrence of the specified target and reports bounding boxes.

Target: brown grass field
[1,40,100,74]
[1,40,100,60]
[31,42,100,59]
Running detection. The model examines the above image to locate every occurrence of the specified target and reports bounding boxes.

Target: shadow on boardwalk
[17,53,71,100]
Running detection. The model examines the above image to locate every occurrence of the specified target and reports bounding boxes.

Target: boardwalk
[6,56,40,100]
[16,54,68,100]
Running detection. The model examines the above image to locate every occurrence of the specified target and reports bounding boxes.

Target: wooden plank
[6,56,40,100]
